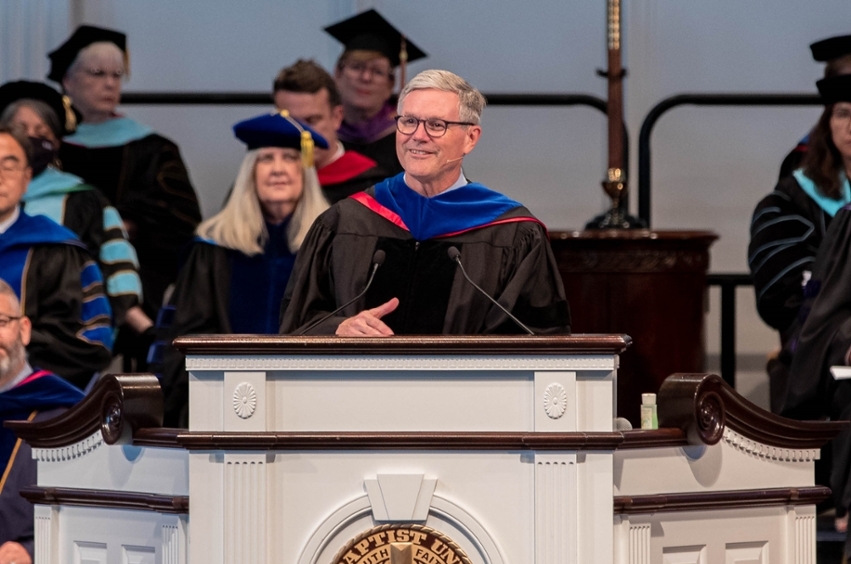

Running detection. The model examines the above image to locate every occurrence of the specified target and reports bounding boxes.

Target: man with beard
[0,279,84,564]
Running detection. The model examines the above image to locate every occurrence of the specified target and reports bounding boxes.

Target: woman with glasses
[0,80,150,346]
[325,9,427,177]
[748,62,851,414]
[46,25,202,371]
[157,111,329,427]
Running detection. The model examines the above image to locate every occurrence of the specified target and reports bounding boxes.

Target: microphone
[298,250,386,335]
[445,154,466,164]
[447,246,535,335]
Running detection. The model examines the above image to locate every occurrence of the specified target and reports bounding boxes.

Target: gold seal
[331,524,472,564]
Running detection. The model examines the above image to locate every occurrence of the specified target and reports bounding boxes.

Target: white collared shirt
[404,170,468,195]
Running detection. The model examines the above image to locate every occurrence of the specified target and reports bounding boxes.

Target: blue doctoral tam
[233,111,328,151]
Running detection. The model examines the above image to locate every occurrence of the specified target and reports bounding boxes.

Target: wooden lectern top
[172,334,632,355]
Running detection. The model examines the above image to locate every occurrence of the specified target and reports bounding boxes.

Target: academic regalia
[778,32,851,180]
[749,170,850,336]
[22,167,142,325]
[325,9,428,177]
[160,223,297,426]
[280,173,570,335]
[781,203,851,514]
[156,110,324,427]
[337,115,403,177]
[0,211,113,388]
[0,368,83,555]
[318,149,389,203]
[59,117,202,320]
[748,170,851,412]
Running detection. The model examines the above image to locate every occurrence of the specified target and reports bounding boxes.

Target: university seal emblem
[332,524,472,564]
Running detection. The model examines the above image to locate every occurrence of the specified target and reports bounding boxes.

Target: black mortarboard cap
[0,80,80,137]
[810,34,851,62]
[47,25,127,83]
[324,9,426,68]
[817,74,851,104]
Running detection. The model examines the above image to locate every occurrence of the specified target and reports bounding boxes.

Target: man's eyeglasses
[0,316,22,329]
[342,62,393,80]
[395,116,475,138]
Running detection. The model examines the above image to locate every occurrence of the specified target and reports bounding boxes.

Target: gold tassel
[62,95,77,133]
[279,109,289,118]
[301,131,314,168]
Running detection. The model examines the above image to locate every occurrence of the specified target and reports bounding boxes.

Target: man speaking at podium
[280,70,569,336]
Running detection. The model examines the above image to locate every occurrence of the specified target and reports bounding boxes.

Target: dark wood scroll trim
[133,430,627,451]
[20,486,188,514]
[618,428,688,449]
[657,373,847,449]
[614,486,830,514]
[6,374,163,448]
[173,334,632,355]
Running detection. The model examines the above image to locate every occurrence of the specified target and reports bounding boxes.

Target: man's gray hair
[398,70,487,125]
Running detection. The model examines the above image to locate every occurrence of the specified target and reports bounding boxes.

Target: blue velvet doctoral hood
[372,173,524,240]
[0,211,82,298]
[0,370,84,470]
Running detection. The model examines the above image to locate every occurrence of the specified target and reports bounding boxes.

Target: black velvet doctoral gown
[159,227,297,427]
[749,175,833,338]
[279,183,570,335]
[59,133,202,318]
[786,205,851,513]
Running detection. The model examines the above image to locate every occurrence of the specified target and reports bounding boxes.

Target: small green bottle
[640,393,658,430]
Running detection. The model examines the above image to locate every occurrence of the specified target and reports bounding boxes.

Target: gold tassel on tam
[62,95,77,133]
[301,130,314,168]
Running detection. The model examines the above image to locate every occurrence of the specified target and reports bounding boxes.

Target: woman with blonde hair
[159,111,329,426]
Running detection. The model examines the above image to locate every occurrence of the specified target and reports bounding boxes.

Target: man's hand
[0,541,32,564]
[336,298,399,336]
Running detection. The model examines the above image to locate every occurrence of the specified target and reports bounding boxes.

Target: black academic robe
[59,134,202,319]
[0,212,113,389]
[279,186,570,336]
[785,205,851,513]
[160,229,297,426]
[339,132,403,177]
[749,175,832,338]
[25,188,140,325]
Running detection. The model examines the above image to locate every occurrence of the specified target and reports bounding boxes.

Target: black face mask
[28,136,58,176]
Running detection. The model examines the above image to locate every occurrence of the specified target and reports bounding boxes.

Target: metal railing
[637,92,821,226]
[637,93,823,388]
[120,90,630,188]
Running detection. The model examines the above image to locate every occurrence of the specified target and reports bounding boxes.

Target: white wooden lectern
[8,335,843,564]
